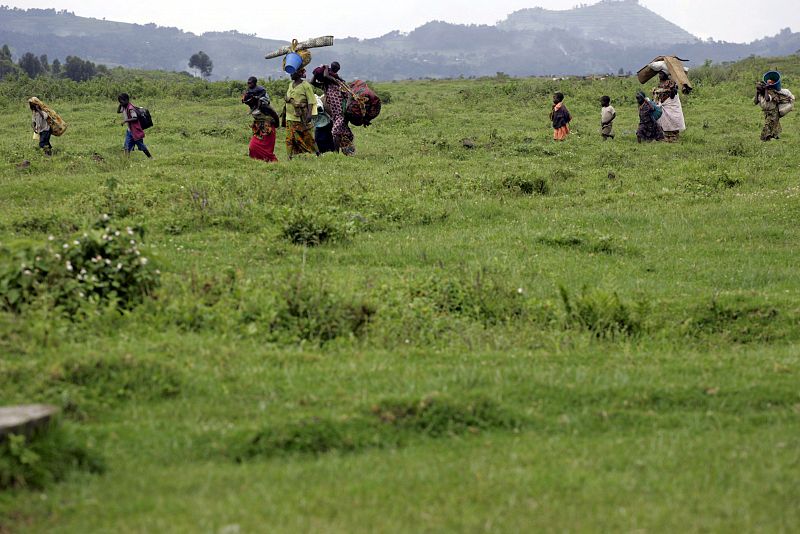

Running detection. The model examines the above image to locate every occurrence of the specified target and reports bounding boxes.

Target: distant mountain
[0,3,799,81]
[499,0,696,46]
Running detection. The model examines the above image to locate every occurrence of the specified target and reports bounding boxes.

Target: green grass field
[1,57,799,532]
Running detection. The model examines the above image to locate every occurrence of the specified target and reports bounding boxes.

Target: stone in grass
[0,404,59,440]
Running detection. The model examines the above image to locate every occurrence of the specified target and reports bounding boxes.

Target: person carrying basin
[755,71,794,142]
[282,67,320,159]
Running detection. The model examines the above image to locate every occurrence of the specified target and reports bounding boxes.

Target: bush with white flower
[0,215,160,314]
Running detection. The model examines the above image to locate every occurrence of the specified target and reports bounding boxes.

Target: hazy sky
[4,0,798,43]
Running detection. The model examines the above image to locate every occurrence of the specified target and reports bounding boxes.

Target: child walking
[550,92,572,141]
[29,98,52,155]
[600,96,616,140]
[117,93,153,159]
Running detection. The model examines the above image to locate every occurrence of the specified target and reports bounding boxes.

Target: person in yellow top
[282,68,319,159]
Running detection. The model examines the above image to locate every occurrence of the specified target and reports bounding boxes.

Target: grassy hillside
[0,58,799,532]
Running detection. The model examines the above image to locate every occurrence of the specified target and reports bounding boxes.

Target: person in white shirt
[29,98,52,155]
[600,96,616,140]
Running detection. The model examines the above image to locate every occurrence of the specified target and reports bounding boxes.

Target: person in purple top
[117,93,152,158]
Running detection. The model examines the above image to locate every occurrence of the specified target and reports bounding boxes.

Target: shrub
[502,175,550,196]
[560,286,641,339]
[272,275,376,343]
[281,210,345,246]
[0,424,105,491]
[409,270,527,325]
[0,215,160,314]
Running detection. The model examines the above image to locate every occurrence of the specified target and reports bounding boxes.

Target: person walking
[242,77,280,162]
[550,92,572,141]
[283,68,319,159]
[29,97,52,156]
[117,93,152,159]
[636,91,665,143]
[312,62,355,155]
[599,96,616,140]
[653,72,686,142]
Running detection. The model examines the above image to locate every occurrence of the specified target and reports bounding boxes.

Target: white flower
[114,231,120,237]
[65,261,73,272]
[80,269,87,275]
[54,253,61,260]
[63,243,69,249]
[102,234,109,240]
[116,263,123,271]
[140,257,149,265]
[130,240,136,245]
[517,288,524,294]
[105,259,112,265]
[48,235,54,241]
[23,269,32,276]
[102,214,110,221]
[155,269,161,275]
[127,227,134,236]
[73,240,80,245]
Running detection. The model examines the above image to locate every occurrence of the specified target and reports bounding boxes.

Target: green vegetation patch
[0,424,105,491]
[236,395,520,459]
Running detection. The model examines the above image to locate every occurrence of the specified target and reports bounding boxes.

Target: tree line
[0,44,108,82]
[1,44,214,82]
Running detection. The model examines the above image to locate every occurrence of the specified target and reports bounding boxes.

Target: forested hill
[1,3,799,81]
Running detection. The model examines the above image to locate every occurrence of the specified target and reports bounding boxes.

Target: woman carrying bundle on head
[312,62,355,155]
[242,76,280,162]
[653,71,686,142]
[283,68,320,159]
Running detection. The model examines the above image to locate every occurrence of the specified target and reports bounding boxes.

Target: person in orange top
[550,92,572,141]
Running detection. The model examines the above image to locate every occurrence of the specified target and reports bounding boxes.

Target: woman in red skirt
[242,78,280,162]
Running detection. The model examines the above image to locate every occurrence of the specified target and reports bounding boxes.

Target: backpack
[343,80,381,127]
[135,106,154,130]
[648,99,663,121]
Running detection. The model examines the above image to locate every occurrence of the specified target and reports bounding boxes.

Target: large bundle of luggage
[343,80,381,127]
[30,97,67,136]
[638,56,693,95]
[775,89,795,117]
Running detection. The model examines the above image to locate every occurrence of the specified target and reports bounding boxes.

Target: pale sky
[4,0,798,43]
